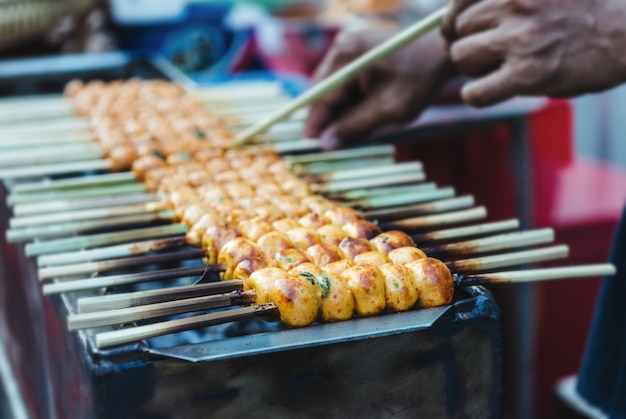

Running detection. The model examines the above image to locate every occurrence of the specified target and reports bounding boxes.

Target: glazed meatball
[405,258,454,309]
[370,231,415,255]
[342,264,386,317]
[379,263,419,312]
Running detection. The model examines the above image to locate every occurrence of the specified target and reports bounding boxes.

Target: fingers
[304,44,359,138]
[449,31,503,77]
[305,29,392,138]
[461,65,518,107]
[441,0,482,44]
[455,0,501,38]
[321,85,428,150]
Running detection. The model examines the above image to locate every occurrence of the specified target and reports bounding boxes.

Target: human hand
[441,0,626,107]
[305,28,454,150]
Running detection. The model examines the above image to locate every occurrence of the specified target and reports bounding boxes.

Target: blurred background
[0,1,625,418]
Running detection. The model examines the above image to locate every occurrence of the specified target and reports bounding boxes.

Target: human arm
[441,0,626,107]
[304,28,456,150]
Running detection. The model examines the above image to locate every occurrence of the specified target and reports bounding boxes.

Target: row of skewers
[0,78,616,350]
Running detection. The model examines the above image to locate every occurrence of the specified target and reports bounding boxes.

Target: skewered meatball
[306,243,344,267]
[238,218,274,241]
[270,274,322,327]
[232,257,270,281]
[322,259,356,277]
[323,207,363,226]
[272,218,301,233]
[318,224,349,246]
[202,225,242,263]
[246,267,288,304]
[108,144,138,172]
[379,263,419,312]
[405,258,454,308]
[181,204,209,229]
[353,251,391,267]
[217,238,264,280]
[387,246,427,266]
[317,271,354,322]
[298,212,326,229]
[342,264,386,317]
[131,155,165,180]
[275,248,310,271]
[287,227,321,251]
[370,231,415,255]
[257,231,294,259]
[186,213,220,246]
[339,237,374,260]
[342,220,382,240]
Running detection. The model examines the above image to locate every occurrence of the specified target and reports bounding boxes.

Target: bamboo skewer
[42,265,230,296]
[362,195,472,219]
[11,172,137,194]
[6,210,175,242]
[351,186,453,209]
[446,245,569,272]
[0,143,102,167]
[25,224,188,257]
[95,305,278,349]
[92,263,616,349]
[13,193,159,216]
[454,264,617,286]
[335,182,437,201]
[9,202,164,228]
[67,290,258,331]
[37,237,190,267]
[411,219,520,243]
[37,249,208,281]
[7,184,148,206]
[380,207,488,230]
[77,280,246,312]
[312,171,426,193]
[232,7,448,146]
[0,159,112,179]
[422,228,555,259]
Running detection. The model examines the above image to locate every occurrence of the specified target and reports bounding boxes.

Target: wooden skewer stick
[67,290,257,331]
[455,264,617,287]
[7,184,147,206]
[25,224,187,257]
[93,263,615,349]
[422,228,554,259]
[335,182,437,201]
[0,143,102,167]
[294,157,395,176]
[312,171,426,193]
[95,304,278,349]
[6,210,174,243]
[13,193,159,216]
[38,249,208,281]
[412,219,520,244]
[362,195,471,219]
[0,159,112,180]
[307,161,423,183]
[446,245,569,272]
[77,280,245,313]
[231,7,448,146]
[10,202,163,229]
[351,185,451,209]
[37,237,190,267]
[380,207,488,230]
[0,135,92,151]
[284,145,395,165]
[11,172,137,194]
[42,265,229,296]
